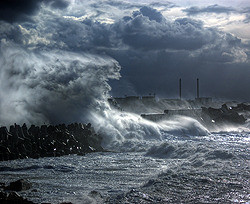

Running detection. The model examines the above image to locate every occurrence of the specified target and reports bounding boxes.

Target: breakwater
[141,104,248,128]
[0,123,103,161]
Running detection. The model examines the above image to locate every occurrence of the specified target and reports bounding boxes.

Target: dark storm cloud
[1,3,246,62]
[133,6,164,22]
[49,0,69,9]
[109,45,250,101]
[104,7,248,100]
[0,0,69,23]
[91,0,176,12]
[34,16,115,51]
[0,1,249,125]
[113,7,220,51]
[27,5,227,53]
[2,3,242,55]
[1,4,244,65]
[183,4,236,15]
[149,2,177,9]
[0,22,24,44]
[0,0,42,23]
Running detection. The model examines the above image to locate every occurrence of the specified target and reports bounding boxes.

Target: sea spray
[158,115,210,136]
[1,43,247,154]
[0,41,210,153]
[90,106,162,151]
[0,42,121,125]
[90,103,210,151]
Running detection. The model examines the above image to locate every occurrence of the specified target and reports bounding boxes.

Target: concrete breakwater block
[0,123,104,161]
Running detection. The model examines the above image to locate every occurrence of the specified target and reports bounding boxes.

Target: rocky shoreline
[0,123,104,161]
[0,179,74,204]
[201,103,248,127]
[1,103,249,161]
[0,179,34,204]
[0,123,105,203]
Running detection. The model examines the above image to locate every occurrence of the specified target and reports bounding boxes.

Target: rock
[5,179,32,191]
[5,191,35,203]
[232,103,250,111]
[89,190,103,198]
[60,202,73,204]
[0,191,35,203]
[9,125,18,140]
[0,127,9,141]
[86,123,91,129]
[0,191,7,199]
[87,190,103,203]
[16,124,24,138]
[22,124,29,135]
[7,192,22,200]
[0,122,104,161]
[0,182,5,188]
[221,104,229,112]
[28,125,39,137]
[202,104,246,125]
[40,125,48,135]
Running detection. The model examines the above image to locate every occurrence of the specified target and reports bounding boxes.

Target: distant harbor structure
[109,78,212,109]
[110,93,156,104]
[179,78,182,100]
[108,78,214,122]
[194,78,212,104]
[197,78,200,99]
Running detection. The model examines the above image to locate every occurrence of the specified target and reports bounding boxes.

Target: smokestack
[179,78,182,100]
[197,78,199,99]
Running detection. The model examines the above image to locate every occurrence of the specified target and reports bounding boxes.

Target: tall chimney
[197,78,200,99]
[179,78,182,100]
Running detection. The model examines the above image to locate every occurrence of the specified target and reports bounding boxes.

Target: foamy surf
[91,106,211,152]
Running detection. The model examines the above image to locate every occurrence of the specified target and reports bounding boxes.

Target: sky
[0,0,250,124]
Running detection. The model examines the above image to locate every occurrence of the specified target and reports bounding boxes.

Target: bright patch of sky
[62,0,250,39]
[134,0,250,40]
[167,0,250,8]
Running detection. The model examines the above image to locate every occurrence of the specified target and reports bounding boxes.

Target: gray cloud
[49,0,69,9]
[96,0,138,10]
[133,6,164,22]
[109,47,250,101]
[183,4,236,15]
[149,1,177,9]
[106,7,248,100]
[0,22,24,44]
[0,0,42,23]
[0,1,249,125]
[0,0,69,23]
[242,7,250,23]
[112,7,239,52]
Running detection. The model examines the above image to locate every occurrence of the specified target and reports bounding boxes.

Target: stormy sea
[1,0,250,203]
[0,108,249,203]
[0,43,249,204]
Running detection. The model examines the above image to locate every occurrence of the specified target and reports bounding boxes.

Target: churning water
[0,25,249,203]
[0,116,249,203]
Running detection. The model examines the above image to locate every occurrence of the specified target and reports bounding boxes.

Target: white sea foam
[91,104,210,151]
[158,115,210,136]
[144,140,235,161]
[90,107,162,151]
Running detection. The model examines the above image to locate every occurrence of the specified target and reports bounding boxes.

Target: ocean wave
[145,141,237,162]
[91,108,210,151]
